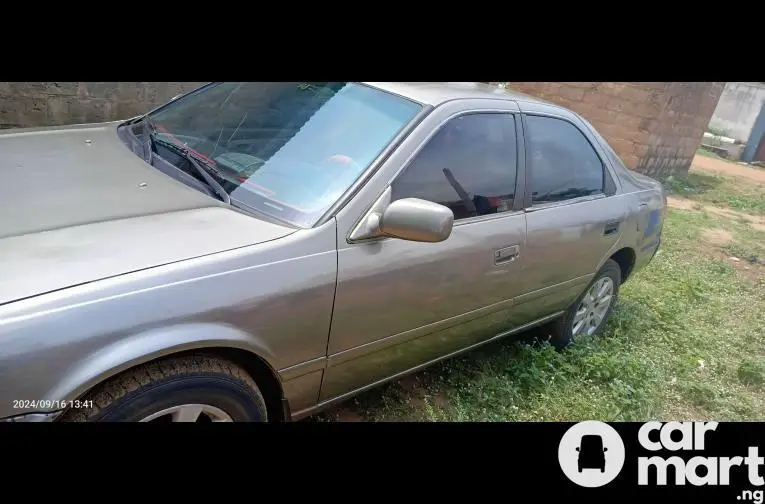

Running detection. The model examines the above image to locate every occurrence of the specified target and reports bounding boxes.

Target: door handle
[603,221,621,236]
[494,245,520,265]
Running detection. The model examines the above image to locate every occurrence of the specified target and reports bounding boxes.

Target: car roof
[362,82,555,108]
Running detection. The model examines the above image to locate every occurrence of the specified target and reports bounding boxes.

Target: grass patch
[316,208,765,422]
[696,146,726,160]
[664,171,765,216]
[726,243,763,265]
[738,358,765,387]
[726,222,765,266]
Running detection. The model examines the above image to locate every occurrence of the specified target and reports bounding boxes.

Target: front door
[321,105,527,401]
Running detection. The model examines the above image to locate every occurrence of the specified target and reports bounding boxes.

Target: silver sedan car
[0,82,665,422]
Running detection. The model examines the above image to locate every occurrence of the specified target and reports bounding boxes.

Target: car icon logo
[576,434,608,472]
[559,421,625,487]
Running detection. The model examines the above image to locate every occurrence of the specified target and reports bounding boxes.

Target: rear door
[514,104,627,324]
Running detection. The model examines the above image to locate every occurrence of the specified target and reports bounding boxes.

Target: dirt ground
[691,155,765,183]
[701,228,734,246]
[666,155,765,231]
[667,154,765,281]
[667,196,765,232]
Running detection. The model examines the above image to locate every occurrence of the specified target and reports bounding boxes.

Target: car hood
[0,122,296,305]
[0,121,223,239]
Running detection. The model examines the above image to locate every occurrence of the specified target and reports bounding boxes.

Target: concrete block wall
[0,82,205,129]
[1,81,725,178]
[505,82,725,177]
[709,82,765,142]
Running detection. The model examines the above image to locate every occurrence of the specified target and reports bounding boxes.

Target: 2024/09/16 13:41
[12,400,95,410]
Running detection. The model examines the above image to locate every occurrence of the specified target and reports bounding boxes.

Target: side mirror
[576,447,580,452]
[603,447,608,452]
[379,198,454,243]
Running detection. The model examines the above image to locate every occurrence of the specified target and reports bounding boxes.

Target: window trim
[387,109,526,226]
[520,112,616,211]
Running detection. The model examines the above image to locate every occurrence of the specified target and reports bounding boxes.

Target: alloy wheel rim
[139,404,233,422]
[571,277,614,338]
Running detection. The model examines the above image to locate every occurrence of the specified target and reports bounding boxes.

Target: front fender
[46,322,277,411]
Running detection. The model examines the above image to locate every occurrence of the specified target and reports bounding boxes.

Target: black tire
[547,259,622,350]
[59,354,268,422]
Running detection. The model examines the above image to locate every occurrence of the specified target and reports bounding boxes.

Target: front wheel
[59,354,268,422]
[547,259,622,349]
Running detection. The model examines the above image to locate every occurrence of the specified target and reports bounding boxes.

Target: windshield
[580,435,603,450]
[146,82,423,227]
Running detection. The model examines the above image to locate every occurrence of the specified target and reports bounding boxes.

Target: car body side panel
[278,356,327,413]
[560,108,665,275]
[321,213,526,401]
[322,99,526,402]
[281,370,325,414]
[522,196,628,299]
[599,180,660,267]
[617,188,665,273]
[42,322,280,407]
[0,220,338,419]
[0,207,295,306]
[513,103,630,321]
[573,111,665,275]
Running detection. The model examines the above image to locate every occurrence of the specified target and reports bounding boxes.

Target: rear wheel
[546,259,621,350]
[59,354,268,422]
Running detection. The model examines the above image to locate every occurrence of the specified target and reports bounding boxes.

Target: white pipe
[703,132,737,144]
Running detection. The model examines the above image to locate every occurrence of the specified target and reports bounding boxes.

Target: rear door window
[525,115,605,205]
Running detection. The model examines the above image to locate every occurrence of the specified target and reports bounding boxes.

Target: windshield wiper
[149,133,231,205]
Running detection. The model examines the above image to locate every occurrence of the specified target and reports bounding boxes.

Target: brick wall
[505,82,725,177]
[1,81,724,178]
[0,82,205,129]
